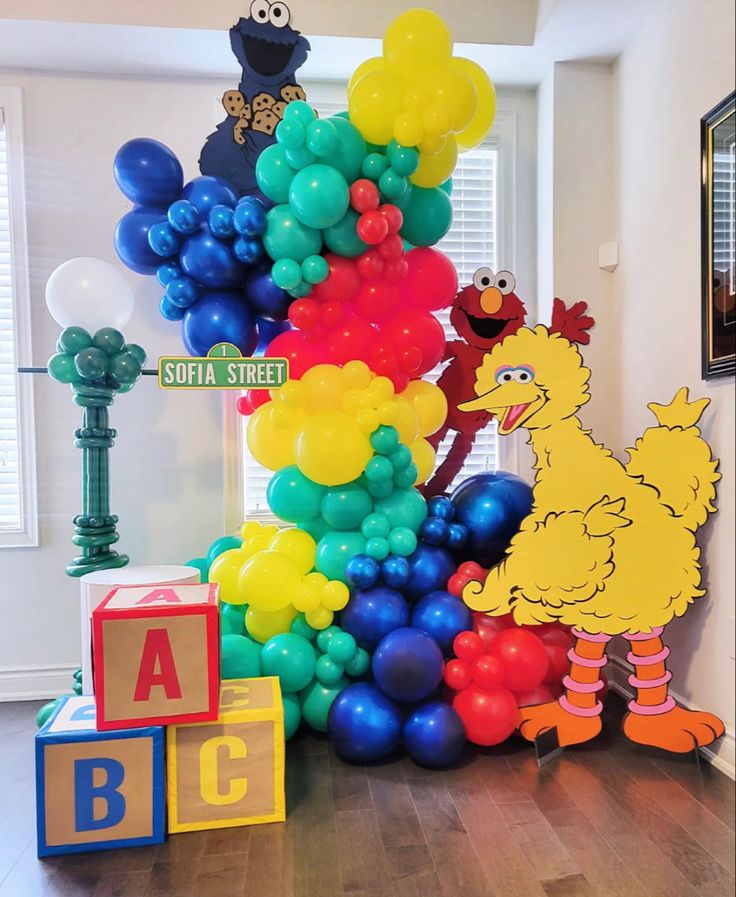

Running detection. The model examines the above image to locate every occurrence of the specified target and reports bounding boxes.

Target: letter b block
[92,583,220,730]
[35,696,165,857]
[167,677,285,833]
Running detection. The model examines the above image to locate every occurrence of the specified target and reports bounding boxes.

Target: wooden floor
[0,696,733,897]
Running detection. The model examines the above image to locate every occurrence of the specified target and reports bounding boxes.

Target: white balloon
[45,257,135,333]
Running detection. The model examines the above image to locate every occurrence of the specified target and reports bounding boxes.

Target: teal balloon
[327,632,357,664]
[315,531,368,583]
[288,164,350,230]
[300,677,348,732]
[285,145,317,169]
[184,556,209,583]
[306,119,338,157]
[283,692,302,739]
[207,535,243,564]
[298,516,332,542]
[323,209,368,257]
[316,625,341,654]
[387,140,419,176]
[301,254,329,285]
[440,177,453,195]
[93,327,126,356]
[47,353,78,384]
[109,350,142,386]
[272,258,302,291]
[345,647,370,677]
[362,152,390,181]
[361,512,391,539]
[315,655,345,686]
[388,526,418,557]
[276,118,306,151]
[291,613,318,642]
[125,343,147,366]
[36,698,63,729]
[321,482,373,530]
[57,326,92,355]
[74,346,108,380]
[267,465,326,522]
[283,100,316,126]
[256,143,296,202]
[374,488,428,532]
[261,633,317,693]
[221,634,261,679]
[370,426,400,455]
[264,204,322,263]
[322,116,367,182]
[222,601,246,635]
[378,169,409,202]
[221,615,237,635]
[399,185,453,247]
[366,537,390,560]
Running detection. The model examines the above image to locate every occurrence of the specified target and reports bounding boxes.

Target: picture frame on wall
[701,90,735,380]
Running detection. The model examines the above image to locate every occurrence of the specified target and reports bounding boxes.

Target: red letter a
[133,628,183,702]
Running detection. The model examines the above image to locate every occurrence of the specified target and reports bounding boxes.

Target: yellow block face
[166,677,285,833]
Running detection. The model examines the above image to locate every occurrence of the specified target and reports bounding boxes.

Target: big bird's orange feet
[624,705,725,753]
[519,700,602,748]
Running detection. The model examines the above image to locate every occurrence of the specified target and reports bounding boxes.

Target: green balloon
[288,164,350,230]
[256,144,297,203]
[264,204,322,263]
[301,254,329,285]
[321,482,373,530]
[57,326,91,355]
[316,625,341,654]
[370,426,400,455]
[221,634,261,680]
[388,525,418,557]
[315,531,368,583]
[315,655,344,686]
[47,353,78,384]
[323,209,368,258]
[221,615,237,635]
[300,678,348,732]
[285,145,317,170]
[283,100,316,126]
[267,465,326,522]
[378,169,409,202]
[36,700,59,729]
[109,350,142,386]
[326,632,357,664]
[74,346,108,380]
[366,537,390,560]
[321,117,367,182]
[272,258,302,291]
[440,177,453,195]
[283,692,302,739]
[394,463,419,489]
[387,140,419,177]
[93,328,125,356]
[361,512,391,539]
[306,119,338,157]
[291,613,318,642]
[184,556,209,583]
[345,647,370,677]
[125,343,147,366]
[261,633,317,693]
[298,516,331,542]
[222,602,246,635]
[362,152,390,182]
[399,184,453,247]
[207,535,243,564]
[275,118,306,152]
[374,488,427,532]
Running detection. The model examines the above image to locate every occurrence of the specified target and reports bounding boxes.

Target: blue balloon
[209,204,236,238]
[446,523,467,550]
[380,555,410,588]
[165,277,199,309]
[404,544,455,603]
[427,495,455,522]
[234,197,268,237]
[160,296,186,321]
[404,702,466,768]
[419,517,449,546]
[182,292,257,357]
[255,319,290,356]
[168,199,201,234]
[182,176,237,215]
[372,627,444,703]
[113,138,183,208]
[114,206,167,275]
[328,683,402,762]
[345,555,380,590]
[340,586,410,651]
[450,471,533,567]
[411,591,472,654]
[157,262,181,286]
[244,265,291,321]
[180,228,245,289]
[233,237,265,265]
[148,221,180,257]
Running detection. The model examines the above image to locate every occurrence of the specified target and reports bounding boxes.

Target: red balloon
[379,204,403,233]
[487,629,550,692]
[357,210,389,245]
[537,626,574,649]
[327,314,378,365]
[320,300,346,330]
[265,330,333,378]
[472,655,505,690]
[404,248,459,312]
[453,684,519,746]
[453,630,484,662]
[473,612,514,651]
[289,298,320,331]
[236,395,254,416]
[444,658,472,691]
[384,257,408,283]
[310,254,361,304]
[354,281,400,323]
[378,233,404,261]
[542,642,570,686]
[513,684,556,707]
[350,179,380,213]
[382,312,446,374]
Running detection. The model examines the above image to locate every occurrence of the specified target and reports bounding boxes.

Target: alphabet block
[92,583,220,730]
[35,696,165,857]
[167,677,285,833]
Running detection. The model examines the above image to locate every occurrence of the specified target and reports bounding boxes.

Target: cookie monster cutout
[199,0,310,196]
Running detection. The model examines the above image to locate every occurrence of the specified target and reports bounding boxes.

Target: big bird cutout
[459,325,725,753]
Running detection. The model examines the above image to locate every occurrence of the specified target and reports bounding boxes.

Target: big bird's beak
[458,382,546,434]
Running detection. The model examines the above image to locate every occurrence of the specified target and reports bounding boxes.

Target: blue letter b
[74,758,126,832]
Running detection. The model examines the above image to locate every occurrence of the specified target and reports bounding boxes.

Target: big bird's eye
[269,1,290,26]
[473,267,495,290]
[250,0,271,23]
[495,271,516,295]
[494,367,514,384]
[511,366,535,383]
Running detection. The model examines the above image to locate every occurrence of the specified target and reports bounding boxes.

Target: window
[241,89,506,519]
[0,88,37,547]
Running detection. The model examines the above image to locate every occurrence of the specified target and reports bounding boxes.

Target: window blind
[243,112,500,517]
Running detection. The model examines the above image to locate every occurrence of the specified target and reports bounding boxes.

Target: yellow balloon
[238,550,301,612]
[411,138,458,188]
[394,398,420,445]
[349,69,405,146]
[302,364,346,412]
[246,404,297,471]
[245,605,297,644]
[383,9,452,74]
[269,529,317,575]
[426,65,478,132]
[453,58,496,150]
[208,549,249,604]
[322,580,350,612]
[306,606,334,631]
[293,579,322,613]
[295,411,373,486]
[394,112,424,147]
[401,381,448,436]
[410,438,437,485]
[341,360,372,389]
[348,56,384,96]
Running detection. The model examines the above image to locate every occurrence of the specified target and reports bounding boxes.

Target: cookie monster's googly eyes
[269,1,291,26]
[494,365,535,385]
[494,366,514,384]
[472,267,495,291]
[495,271,516,295]
[250,0,271,23]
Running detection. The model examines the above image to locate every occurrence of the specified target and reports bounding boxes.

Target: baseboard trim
[0,664,77,703]
[608,654,735,781]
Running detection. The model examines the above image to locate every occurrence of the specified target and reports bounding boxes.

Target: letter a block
[92,583,220,730]
[35,696,165,857]
[167,677,285,833]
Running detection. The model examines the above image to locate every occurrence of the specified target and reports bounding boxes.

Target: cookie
[222,90,246,117]
[233,118,249,145]
[252,92,276,113]
[271,101,287,120]
[252,108,280,136]
[280,84,306,103]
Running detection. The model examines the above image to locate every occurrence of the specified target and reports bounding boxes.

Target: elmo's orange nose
[480,286,503,314]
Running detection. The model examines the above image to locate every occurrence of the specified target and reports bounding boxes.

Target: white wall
[614,0,735,774]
